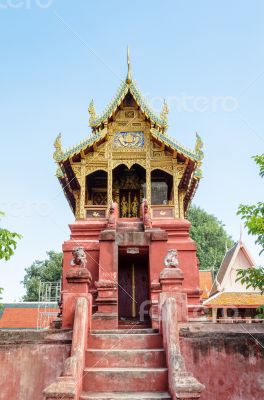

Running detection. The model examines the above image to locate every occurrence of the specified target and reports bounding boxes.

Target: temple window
[151,169,173,205]
[86,170,108,205]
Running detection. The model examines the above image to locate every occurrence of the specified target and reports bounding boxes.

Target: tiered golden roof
[53,50,204,218]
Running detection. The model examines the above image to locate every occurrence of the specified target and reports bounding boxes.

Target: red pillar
[92,229,118,330]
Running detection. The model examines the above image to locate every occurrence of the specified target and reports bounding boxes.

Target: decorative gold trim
[112,159,146,170]
[179,189,185,219]
[85,166,108,176]
[146,134,151,205]
[74,190,80,219]
[150,165,173,176]
[79,162,86,219]
[173,160,179,218]
[107,157,113,205]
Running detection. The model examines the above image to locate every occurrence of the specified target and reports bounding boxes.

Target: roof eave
[55,130,107,163]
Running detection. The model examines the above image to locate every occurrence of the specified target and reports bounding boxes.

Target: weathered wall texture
[0,330,71,400]
[180,324,264,400]
[0,325,263,400]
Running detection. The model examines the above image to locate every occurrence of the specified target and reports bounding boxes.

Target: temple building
[43,51,208,399]
[42,51,264,400]
[204,239,264,322]
[2,52,264,400]
[53,51,204,330]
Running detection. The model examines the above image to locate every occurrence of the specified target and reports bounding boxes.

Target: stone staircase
[80,329,171,400]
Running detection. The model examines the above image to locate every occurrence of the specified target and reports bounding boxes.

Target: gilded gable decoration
[89,82,168,130]
[113,131,144,148]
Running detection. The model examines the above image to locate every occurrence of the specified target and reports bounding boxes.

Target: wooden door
[135,262,149,320]
[118,254,149,320]
[118,262,133,318]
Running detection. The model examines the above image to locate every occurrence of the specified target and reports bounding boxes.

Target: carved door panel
[119,190,140,218]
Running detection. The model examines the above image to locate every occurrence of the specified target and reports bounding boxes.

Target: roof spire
[126,46,132,84]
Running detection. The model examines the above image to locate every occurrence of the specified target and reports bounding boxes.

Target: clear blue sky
[0,1,263,301]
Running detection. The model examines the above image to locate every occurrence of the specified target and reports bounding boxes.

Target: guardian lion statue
[71,246,87,268]
[164,249,179,268]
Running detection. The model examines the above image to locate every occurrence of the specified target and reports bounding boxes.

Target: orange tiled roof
[204,292,264,307]
[199,270,213,299]
[0,304,58,329]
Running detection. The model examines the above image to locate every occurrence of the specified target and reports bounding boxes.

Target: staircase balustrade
[161,297,204,400]
[43,296,92,400]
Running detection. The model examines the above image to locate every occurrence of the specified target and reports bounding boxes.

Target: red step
[80,392,172,399]
[82,367,168,392]
[88,333,163,350]
[85,348,166,368]
[83,330,168,397]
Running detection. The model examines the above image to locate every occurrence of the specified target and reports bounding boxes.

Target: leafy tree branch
[236,154,264,292]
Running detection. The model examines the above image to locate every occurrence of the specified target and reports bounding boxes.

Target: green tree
[236,154,264,293]
[188,205,234,272]
[22,251,62,301]
[0,211,22,303]
[0,211,22,261]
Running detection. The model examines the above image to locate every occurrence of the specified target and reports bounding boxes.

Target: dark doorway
[118,251,150,322]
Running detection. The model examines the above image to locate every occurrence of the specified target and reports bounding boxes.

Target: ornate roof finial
[195,133,204,161]
[195,132,204,178]
[53,133,63,161]
[160,99,169,122]
[88,99,97,126]
[126,46,132,84]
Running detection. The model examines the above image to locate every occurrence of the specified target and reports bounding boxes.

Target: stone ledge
[179,322,264,335]
[0,328,72,345]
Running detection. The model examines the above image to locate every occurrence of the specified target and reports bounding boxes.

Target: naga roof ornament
[160,99,169,123]
[53,133,63,162]
[88,99,97,125]
[194,133,204,178]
